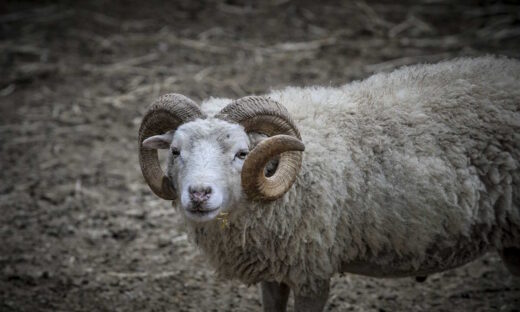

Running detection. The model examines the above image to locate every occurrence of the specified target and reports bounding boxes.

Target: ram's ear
[142,131,174,149]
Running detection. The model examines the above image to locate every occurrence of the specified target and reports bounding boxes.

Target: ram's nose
[189,185,212,204]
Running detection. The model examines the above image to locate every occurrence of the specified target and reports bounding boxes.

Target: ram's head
[138,94,305,222]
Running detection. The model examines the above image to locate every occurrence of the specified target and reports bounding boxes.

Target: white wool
[183,56,520,294]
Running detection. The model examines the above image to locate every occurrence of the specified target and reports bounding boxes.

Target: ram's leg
[500,247,520,276]
[294,279,330,312]
[261,281,290,312]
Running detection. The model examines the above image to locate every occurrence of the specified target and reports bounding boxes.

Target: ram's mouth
[187,206,219,214]
[184,206,221,221]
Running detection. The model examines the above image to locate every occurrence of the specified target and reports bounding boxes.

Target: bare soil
[1,0,519,311]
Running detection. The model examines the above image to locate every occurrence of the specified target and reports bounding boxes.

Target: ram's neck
[185,195,345,292]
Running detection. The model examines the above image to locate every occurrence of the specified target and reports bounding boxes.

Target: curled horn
[138,94,205,200]
[216,96,305,201]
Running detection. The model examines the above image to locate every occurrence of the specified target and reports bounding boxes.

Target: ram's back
[268,56,520,276]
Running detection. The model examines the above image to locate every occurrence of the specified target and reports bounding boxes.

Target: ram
[138,56,519,312]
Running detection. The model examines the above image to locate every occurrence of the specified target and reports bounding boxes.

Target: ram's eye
[171,148,180,156]
[235,150,248,160]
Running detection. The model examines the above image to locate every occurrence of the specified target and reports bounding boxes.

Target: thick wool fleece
[186,57,520,294]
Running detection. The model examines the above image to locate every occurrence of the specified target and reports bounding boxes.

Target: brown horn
[215,96,304,201]
[138,93,204,200]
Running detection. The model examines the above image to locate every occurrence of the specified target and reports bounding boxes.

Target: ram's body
[187,57,520,294]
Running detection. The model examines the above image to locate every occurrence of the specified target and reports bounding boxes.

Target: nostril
[189,185,212,203]
[189,185,211,195]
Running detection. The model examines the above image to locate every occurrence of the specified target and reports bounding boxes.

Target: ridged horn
[216,96,305,201]
[138,93,204,200]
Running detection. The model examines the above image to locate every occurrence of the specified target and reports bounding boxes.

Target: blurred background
[1,0,519,311]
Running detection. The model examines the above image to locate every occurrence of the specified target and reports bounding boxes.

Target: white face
[142,118,251,222]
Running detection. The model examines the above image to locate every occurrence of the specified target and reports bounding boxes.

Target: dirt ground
[1,0,519,311]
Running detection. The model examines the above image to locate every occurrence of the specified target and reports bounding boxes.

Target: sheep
[138,56,520,312]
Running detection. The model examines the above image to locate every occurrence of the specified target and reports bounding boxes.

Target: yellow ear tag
[216,212,230,229]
